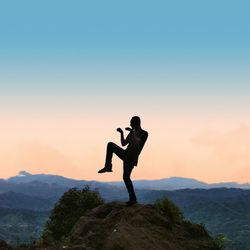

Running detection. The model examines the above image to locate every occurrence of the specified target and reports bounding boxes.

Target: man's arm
[117,128,129,146]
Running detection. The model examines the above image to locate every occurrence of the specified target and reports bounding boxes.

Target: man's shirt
[125,129,148,166]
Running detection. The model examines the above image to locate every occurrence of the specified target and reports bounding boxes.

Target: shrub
[183,221,225,249]
[41,186,104,241]
[211,234,225,250]
[154,198,184,223]
[183,220,209,237]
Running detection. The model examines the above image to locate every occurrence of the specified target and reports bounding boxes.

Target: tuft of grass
[183,220,209,237]
[211,234,225,250]
[154,198,184,223]
[183,221,225,249]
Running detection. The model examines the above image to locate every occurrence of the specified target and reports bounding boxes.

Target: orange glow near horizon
[1,114,250,184]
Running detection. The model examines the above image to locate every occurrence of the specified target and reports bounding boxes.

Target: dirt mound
[68,202,218,250]
[13,202,220,250]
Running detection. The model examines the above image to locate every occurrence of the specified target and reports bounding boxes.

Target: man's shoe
[98,167,113,173]
[126,200,138,206]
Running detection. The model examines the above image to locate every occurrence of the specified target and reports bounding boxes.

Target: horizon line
[2,170,250,185]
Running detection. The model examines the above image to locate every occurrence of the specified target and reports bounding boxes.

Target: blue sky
[0,0,249,113]
[1,1,250,181]
[1,1,249,67]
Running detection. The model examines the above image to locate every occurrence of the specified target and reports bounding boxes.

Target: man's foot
[126,200,138,206]
[98,167,113,173]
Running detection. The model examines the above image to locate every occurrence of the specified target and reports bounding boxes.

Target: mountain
[0,207,49,246]
[0,180,70,198]
[5,171,250,190]
[108,176,250,190]
[108,177,209,189]
[1,172,113,199]
[0,192,56,211]
[7,171,83,186]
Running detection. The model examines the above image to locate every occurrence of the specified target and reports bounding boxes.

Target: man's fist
[125,127,133,132]
[116,128,123,133]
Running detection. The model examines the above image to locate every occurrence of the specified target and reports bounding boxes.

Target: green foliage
[182,221,225,249]
[0,208,49,246]
[41,186,104,241]
[183,220,209,237]
[211,234,225,250]
[154,198,184,223]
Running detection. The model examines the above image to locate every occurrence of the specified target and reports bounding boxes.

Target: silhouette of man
[98,116,148,206]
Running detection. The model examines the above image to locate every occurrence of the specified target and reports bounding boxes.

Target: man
[98,116,148,206]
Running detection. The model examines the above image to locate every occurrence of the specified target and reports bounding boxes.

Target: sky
[0,0,250,183]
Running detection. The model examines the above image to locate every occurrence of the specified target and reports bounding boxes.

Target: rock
[12,201,221,250]
[68,202,219,250]
[0,240,12,250]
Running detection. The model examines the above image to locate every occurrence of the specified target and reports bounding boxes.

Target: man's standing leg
[98,142,125,173]
[123,161,137,205]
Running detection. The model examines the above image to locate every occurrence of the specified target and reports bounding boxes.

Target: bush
[154,198,184,223]
[183,221,225,249]
[183,220,209,237]
[211,234,225,250]
[41,186,104,241]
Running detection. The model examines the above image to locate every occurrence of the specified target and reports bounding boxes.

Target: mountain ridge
[65,202,221,250]
[5,171,250,190]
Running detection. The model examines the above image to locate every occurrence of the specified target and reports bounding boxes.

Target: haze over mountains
[4,170,250,190]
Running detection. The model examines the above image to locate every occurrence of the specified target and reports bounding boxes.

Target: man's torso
[125,129,148,166]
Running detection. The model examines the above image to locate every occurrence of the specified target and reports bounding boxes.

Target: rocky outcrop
[13,202,220,250]
[68,202,219,250]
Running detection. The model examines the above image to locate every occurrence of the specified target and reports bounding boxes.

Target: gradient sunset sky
[0,1,250,183]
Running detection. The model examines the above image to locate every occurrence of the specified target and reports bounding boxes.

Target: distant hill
[0,207,49,245]
[0,192,56,211]
[0,179,69,198]
[108,176,250,190]
[1,171,114,198]
[5,171,250,190]
[7,171,111,190]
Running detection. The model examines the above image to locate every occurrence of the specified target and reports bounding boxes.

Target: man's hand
[125,127,133,132]
[117,128,127,146]
[116,128,123,133]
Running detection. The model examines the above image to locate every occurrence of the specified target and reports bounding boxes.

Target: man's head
[130,116,141,129]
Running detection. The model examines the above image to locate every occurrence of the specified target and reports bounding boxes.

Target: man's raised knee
[107,142,114,147]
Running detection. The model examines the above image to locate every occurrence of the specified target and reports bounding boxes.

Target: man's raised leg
[98,142,125,173]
